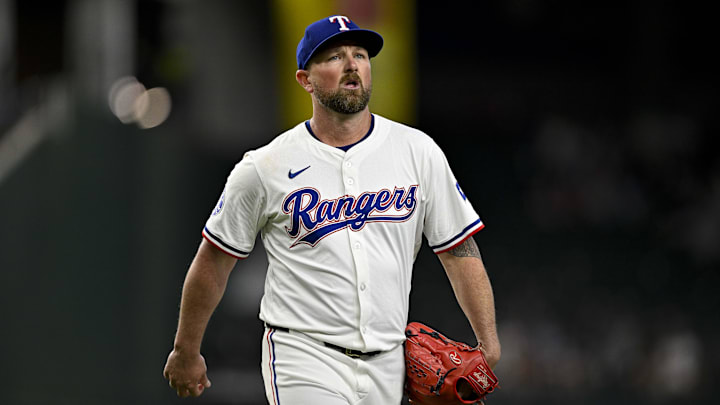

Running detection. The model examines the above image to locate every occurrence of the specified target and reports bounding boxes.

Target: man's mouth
[341,76,361,89]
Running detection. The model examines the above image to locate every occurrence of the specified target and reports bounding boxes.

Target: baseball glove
[404,322,498,405]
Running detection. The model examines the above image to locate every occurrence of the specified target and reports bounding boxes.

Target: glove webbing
[406,327,459,395]
[431,367,457,394]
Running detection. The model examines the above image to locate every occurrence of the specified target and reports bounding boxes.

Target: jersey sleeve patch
[212,189,226,216]
[202,226,249,259]
[429,218,484,254]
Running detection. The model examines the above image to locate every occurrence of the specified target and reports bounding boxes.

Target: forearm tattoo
[448,237,481,258]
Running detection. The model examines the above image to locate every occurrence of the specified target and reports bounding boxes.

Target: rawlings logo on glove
[404,322,499,404]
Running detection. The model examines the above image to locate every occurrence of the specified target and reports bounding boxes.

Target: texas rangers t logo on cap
[328,15,351,31]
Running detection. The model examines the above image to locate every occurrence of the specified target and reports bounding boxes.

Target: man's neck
[308,107,372,148]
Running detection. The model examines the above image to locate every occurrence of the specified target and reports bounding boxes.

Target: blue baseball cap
[297,15,384,70]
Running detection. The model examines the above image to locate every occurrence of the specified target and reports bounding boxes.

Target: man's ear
[295,70,313,94]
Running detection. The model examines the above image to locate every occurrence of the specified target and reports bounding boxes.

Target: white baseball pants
[261,326,405,404]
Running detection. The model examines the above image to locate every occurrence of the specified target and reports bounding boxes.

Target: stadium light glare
[108,76,172,129]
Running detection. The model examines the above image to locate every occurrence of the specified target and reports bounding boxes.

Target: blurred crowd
[525,112,718,265]
[487,110,717,404]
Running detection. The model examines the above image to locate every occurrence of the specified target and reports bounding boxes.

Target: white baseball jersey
[203,114,483,352]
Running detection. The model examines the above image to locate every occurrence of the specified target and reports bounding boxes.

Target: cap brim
[302,29,384,69]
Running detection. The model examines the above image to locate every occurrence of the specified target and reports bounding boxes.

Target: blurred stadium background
[1,1,717,404]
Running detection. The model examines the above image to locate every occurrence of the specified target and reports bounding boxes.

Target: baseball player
[163,15,500,404]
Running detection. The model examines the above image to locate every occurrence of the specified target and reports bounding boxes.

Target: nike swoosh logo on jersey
[288,165,311,179]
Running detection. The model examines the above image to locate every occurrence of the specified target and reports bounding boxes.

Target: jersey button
[354,242,361,250]
[360,283,366,291]
[346,178,354,185]
[345,161,352,168]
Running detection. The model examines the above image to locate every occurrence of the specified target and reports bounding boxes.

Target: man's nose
[344,55,358,72]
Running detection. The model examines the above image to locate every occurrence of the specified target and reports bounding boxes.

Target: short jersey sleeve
[422,142,484,254]
[202,153,266,258]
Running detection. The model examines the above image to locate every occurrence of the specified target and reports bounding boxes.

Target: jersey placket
[341,156,372,345]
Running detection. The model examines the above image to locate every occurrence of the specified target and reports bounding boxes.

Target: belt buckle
[345,348,361,358]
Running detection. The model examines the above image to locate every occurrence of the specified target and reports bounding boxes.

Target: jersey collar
[304,114,375,152]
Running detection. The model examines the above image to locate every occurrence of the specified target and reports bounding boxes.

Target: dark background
[1,1,717,404]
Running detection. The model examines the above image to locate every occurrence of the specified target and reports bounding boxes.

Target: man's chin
[339,87,362,95]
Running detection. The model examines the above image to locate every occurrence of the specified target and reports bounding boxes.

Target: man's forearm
[174,240,237,353]
[438,238,501,366]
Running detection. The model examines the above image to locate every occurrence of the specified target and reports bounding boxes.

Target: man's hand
[163,349,212,397]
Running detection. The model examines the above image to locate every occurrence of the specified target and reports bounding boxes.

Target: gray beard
[314,84,372,114]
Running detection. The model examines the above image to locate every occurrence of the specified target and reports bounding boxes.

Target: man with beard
[163,15,500,404]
